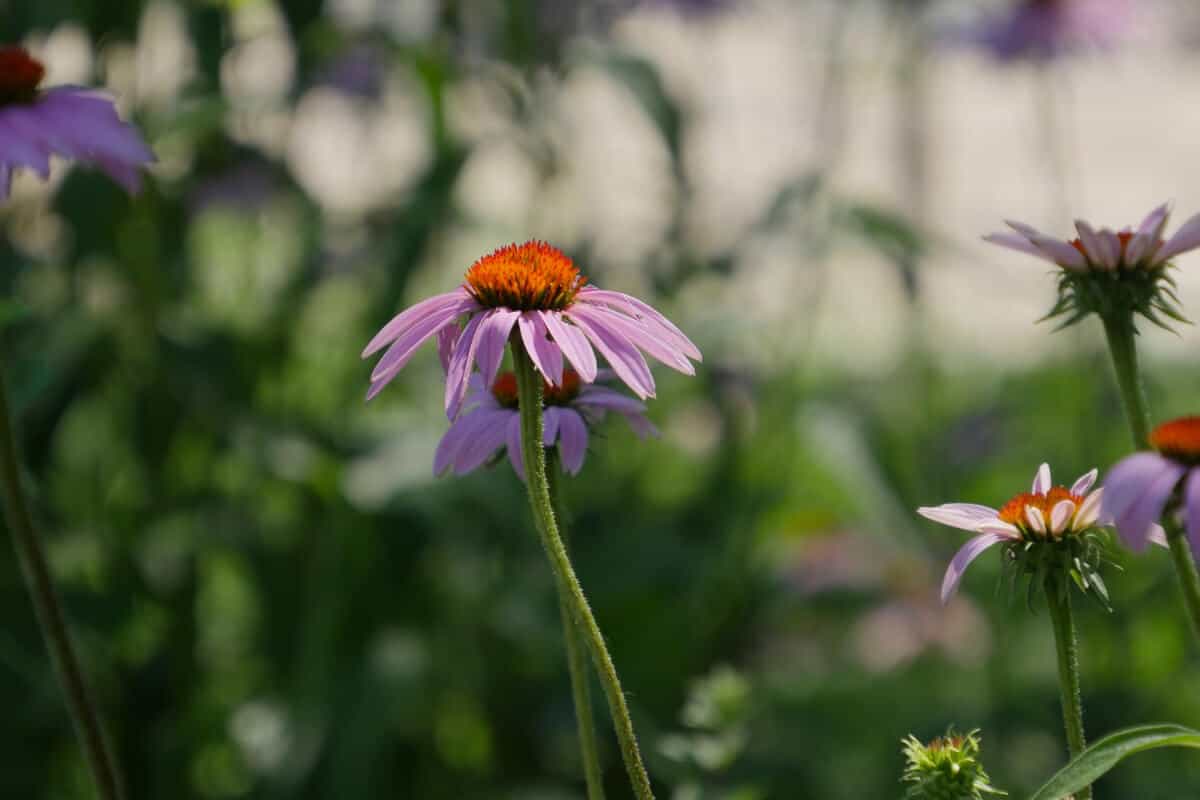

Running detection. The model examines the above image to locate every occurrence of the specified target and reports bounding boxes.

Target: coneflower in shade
[0,46,154,199]
[1103,416,1200,556]
[983,203,1198,330]
[362,240,701,414]
[917,463,1105,603]
[434,368,657,480]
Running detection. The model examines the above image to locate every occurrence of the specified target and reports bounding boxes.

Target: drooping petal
[444,312,488,418]
[543,406,561,447]
[1070,468,1098,496]
[434,408,500,475]
[520,312,565,386]
[1103,452,1187,551]
[983,232,1055,261]
[473,309,521,389]
[578,386,650,415]
[1186,469,1200,564]
[576,287,702,361]
[452,410,513,474]
[362,289,470,357]
[557,408,589,474]
[941,532,1008,604]
[370,302,469,383]
[1156,212,1200,263]
[618,410,659,439]
[572,303,695,375]
[916,503,1001,532]
[569,310,656,398]
[436,324,459,373]
[543,311,597,382]
[1032,463,1052,494]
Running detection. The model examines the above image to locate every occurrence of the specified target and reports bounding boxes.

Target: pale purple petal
[941,532,1008,604]
[1025,505,1047,534]
[0,115,52,176]
[444,312,488,418]
[916,503,1000,532]
[577,287,702,361]
[1186,469,1200,564]
[1157,212,1200,263]
[1075,488,1102,529]
[1071,468,1098,496]
[453,410,513,474]
[568,311,656,399]
[572,303,695,375]
[362,289,470,357]
[557,408,589,474]
[1103,452,1186,551]
[1098,229,1123,269]
[977,520,1021,537]
[1031,236,1087,270]
[434,409,490,475]
[1050,499,1076,534]
[983,232,1053,261]
[542,312,597,382]
[1074,221,1109,268]
[578,386,650,415]
[1032,463,1052,495]
[369,302,469,383]
[474,309,520,388]
[520,312,565,385]
[1137,203,1171,238]
[436,324,459,373]
[543,406,561,447]
[618,410,659,439]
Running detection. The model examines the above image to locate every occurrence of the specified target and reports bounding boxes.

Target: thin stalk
[1045,581,1091,800]
[0,365,124,800]
[547,451,606,799]
[1099,312,1200,637]
[512,343,654,800]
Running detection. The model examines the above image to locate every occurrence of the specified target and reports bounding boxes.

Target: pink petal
[983,232,1053,260]
[543,406,561,447]
[1050,499,1076,534]
[577,288,701,361]
[1071,468,1098,496]
[437,324,459,373]
[474,309,520,389]
[572,303,694,374]
[452,410,513,474]
[578,386,649,415]
[444,312,488,419]
[1103,452,1186,551]
[542,312,597,382]
[568,311,656,398]
[1075,488,1102,529]
[1157,212,1200,263]
[917,503,1000,532]
[369,302,468,383]
[520,312,565,386]
[1074,220,1109,268]
[556,408,589,474]
[1032,463,1052,495]
[434,409,489,475]
[1031,236,1087,271]
[362,290,470,357]
[941,532,1008,604]
[1137,203,1171,238]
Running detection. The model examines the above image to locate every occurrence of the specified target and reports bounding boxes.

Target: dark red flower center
[464,241,586,311]
[1150,416,1200,464]
[0,46,45,105]
[492,369,582,408]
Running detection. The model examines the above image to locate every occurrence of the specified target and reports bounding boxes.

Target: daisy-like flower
[1103,416,1200,556]
[957,0,1129,62]
[362,240,701,414]
[917,464,1105,603]
[0,46,154,199]
[984,203,1198,329]
[434,368,657,480]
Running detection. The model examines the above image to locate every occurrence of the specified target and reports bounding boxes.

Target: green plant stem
[1045,581,1091,800]
[547,452,606,800]
[1099,312,1150,449]
[1099,311,1200,639]
[512,343,654,800]
[0,365,124,800]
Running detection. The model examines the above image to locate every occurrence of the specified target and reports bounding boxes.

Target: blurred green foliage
[3,1,1200,798]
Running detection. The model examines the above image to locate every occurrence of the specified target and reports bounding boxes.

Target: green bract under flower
[901,729,1006,800]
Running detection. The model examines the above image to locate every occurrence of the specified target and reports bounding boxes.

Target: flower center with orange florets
[464,241,586,311]
[492,368,582,409]
[0,46,45,106]
[998,486,1086,539]
[1150,416,1200,465]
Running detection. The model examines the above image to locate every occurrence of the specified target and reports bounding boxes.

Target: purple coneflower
[961,0,1129,62]
[1103,416,1200,555]
[0,46,154,199]
[918,463,1103,603]
[362,240,701,414]
[434,368,657,480]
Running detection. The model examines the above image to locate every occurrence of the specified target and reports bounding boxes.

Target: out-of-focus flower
[1103,416,1200,555]
[984,204,1197,329]
[901,729,1006,800]
[956,0,1130,62]
[362,240,701,413]
[917,463,1105,603]
[433,368,657,480]
[0,46,153,199]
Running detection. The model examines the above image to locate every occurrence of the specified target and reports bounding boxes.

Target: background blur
[3,0,1200,797]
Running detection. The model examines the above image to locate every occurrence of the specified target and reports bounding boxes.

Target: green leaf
[1029,723,1200,800]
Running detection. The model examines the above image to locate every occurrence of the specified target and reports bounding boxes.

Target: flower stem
[512,343,655,800]
[1099,312,1150,449]
[547,452,607,800]
[1099,311,1200,638]
[1045,580,1091,800]
[0,364,124,800]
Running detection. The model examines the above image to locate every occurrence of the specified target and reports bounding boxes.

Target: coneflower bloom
[918,464,1104,603]
[1103,416,1200,556]
[0,46,153,199]
[433,368,657,480]
[984,203,1198,328]
[362,241,701,415]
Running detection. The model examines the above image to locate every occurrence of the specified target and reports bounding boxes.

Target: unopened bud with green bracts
[901,728,1006,800]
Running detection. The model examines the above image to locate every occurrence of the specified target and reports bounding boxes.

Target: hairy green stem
[547,452,606,799]
[512,343,654,800]
[1100,311,1200,638]
[1099,313,1150,449]
[1045,581,1091,800]
[0,365,124,800]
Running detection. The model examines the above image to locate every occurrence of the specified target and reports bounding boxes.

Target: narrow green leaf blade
[1030,724,1200,800]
